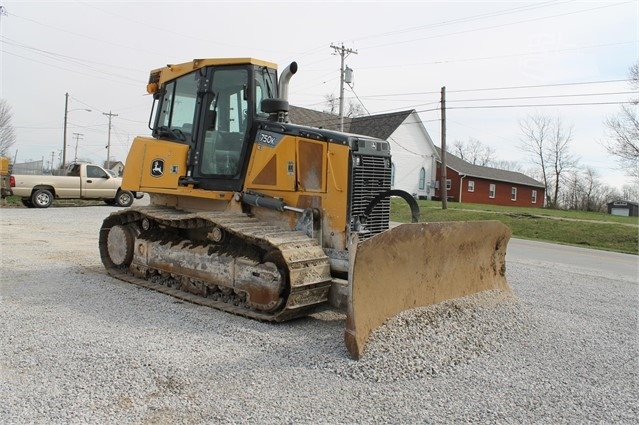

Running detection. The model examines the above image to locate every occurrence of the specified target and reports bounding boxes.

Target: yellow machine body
[101,58,512,359]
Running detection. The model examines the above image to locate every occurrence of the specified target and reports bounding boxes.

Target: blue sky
[1,0,637,190]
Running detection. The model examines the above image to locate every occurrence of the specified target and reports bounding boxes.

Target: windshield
[154,70,199,142]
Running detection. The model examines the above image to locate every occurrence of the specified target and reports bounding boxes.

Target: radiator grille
[350,154,391,240]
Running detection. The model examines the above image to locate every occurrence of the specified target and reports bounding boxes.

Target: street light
[62,92,91,169]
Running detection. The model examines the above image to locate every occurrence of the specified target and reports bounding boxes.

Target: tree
[323,93,338,114]
[345,100,365,118]
[491,159,524,172]
[451,138,495,166]
[0,99,16,156]
[561,167,622,212]
[621,183,639,202]
[519,114,578,208]
[324,94,365,118]
[604,62,639,182]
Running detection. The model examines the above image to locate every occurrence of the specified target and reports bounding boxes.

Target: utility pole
[103,111,118,169]
[50,151,55,172]
[330,43,357,131]
[440,86,448,210]
[62,93,91,169]
[72,133,84,163]
[62,92,69,169]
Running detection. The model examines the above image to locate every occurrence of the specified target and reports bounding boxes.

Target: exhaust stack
[278,61,298,102]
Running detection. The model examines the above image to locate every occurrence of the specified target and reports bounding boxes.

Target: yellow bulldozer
[99,58,511,359]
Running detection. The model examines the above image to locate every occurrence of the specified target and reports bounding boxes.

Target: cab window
[86,165,108,179]
[156,71,199,139]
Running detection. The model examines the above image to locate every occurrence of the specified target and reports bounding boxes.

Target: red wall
[435,167,545,208]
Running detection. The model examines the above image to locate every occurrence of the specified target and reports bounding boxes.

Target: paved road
[507,238,638,283]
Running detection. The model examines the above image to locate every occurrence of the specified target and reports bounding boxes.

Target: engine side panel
[245,129,352,251]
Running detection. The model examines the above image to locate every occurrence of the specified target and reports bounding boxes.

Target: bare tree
[621,183,639,202]
[451,138,495,166]
[0,99,17,156]
[323,93,338,114]
[580,167,600,211]
[519,114,552,205]
[324,94,365,118]
[519,114,578,208]
[491,159,523,172]
[573,167,602,212]
[604,63,639,182]
[346,100,365,118]
[562,167,618,212]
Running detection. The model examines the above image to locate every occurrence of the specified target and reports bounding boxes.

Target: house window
[419,167,426,190]
[489,184,496,199]
[511,187,517,201]
[532,190,537,204]
[468,180,475,192]
[446,179,451,190]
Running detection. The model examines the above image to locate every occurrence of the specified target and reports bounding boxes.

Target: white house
[289,106,439,199]
[104,161,125,177]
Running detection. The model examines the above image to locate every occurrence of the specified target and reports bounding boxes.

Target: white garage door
[610,208,630,216]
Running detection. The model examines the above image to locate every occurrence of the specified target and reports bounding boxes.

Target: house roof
[104,161,124,169]
[436,147,545,188]
[607,200,639,207]
[289,105,347,131]
[288,105,414,140]
[349,110,414,140]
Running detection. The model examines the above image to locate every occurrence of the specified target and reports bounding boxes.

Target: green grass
[3,195,637,254]
[391,199,639,255]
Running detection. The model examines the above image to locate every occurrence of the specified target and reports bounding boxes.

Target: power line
[447,91,636,103]
[360,1,632,50]
[447,100,632,110]
[356,40,636,71]
[448,79,633,94]
[358,79,631,99]
[0,49,141,88]
[0,36,143,76]
[6,11,166,59]
[353,0,567,42]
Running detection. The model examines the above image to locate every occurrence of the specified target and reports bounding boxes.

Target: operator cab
[150,62,278,192]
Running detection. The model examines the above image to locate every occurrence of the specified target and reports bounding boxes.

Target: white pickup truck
[10,163,143,208]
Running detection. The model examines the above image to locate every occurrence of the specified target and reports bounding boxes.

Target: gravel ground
[0,204,637,424]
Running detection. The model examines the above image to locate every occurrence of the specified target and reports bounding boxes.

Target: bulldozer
[99,58,511,359]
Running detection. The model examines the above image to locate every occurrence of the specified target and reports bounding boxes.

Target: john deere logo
[151,159,164,177]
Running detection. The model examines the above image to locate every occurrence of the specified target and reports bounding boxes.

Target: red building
[434,149,546,208]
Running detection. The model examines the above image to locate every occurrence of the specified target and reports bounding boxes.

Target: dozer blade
[344,220,511,360]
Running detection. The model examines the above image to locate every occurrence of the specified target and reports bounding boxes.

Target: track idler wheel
[105,224,136,267]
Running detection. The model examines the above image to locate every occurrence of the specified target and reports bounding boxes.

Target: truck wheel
[31,189,53,208]
[115,190,134,207]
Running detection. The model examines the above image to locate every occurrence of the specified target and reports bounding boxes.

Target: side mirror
[261,98,289,114]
